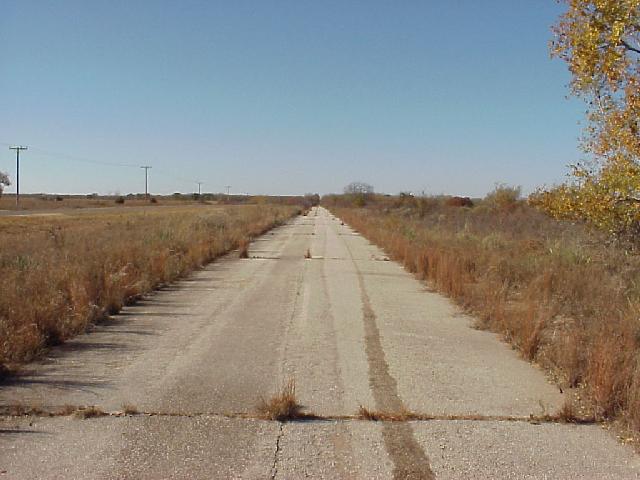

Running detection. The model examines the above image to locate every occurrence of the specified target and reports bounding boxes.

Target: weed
[557,399,579,423]
[58,404,76,416]
[122,404,139,415]
[256,379,303,421]
[8,403,26,416]
[73,406,106,419]
[304,248,311,259]
[238,239,250,258]
[357,406,415,421]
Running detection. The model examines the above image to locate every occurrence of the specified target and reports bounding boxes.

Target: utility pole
[196,181,203,195]
[225,185,231,196]
[9,146,27,207]
[140,166,151,198]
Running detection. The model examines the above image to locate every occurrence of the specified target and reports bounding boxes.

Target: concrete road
[1,206,638,479]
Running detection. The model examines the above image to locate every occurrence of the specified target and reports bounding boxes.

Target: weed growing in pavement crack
[256,379,305,421]
[73,406,107,419]
[122,404,139,415]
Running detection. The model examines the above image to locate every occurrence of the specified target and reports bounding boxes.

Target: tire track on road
[342,227,435,480]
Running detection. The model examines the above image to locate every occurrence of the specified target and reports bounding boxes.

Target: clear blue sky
[1,1,583,197]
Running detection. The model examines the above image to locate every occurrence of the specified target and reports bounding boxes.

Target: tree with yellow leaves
[531,1,640,239]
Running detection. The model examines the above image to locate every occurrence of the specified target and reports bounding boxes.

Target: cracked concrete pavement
[1,206,639,479]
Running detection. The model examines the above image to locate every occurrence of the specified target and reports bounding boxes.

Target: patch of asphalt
[279,215,356,418]
[275,421,392,479]
[412,420,640,479]
[0,415,279,479]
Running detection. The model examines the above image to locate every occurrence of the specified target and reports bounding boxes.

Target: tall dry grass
[327,196,640,430]
[0,204,298,371]
[0,193,319,211]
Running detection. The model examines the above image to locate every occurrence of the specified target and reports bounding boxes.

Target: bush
[445,196,474,208]
[115,196,125,204]
[531,159,640,241]
[484,184,521,212]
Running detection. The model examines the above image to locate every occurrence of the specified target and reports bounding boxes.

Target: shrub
[484,184,521,212]
[445,196,474,208]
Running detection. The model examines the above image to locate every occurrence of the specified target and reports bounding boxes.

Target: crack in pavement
[343,236,436,480]
[270,422,285,479]
[0,406,596,424]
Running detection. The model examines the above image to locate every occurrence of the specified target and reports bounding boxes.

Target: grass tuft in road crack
[238,239,250,258]
[257,379,306,421]
[122,403,139,415]
[73,406,107,419]
[357,405,419,422]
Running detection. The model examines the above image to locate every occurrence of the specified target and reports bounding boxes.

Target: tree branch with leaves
[532,0,640,239]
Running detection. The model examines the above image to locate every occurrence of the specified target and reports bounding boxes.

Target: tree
[344,182,374,207]
[0,172,10,198]
[533,1,640,238]
[344,182,374,195]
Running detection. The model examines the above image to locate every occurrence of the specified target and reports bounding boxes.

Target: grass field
[0,193,314,211]
[0,194,200,211]
[325,193,640,433]
[0,204,300,372]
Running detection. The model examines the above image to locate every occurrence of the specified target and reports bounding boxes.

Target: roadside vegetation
[534,2,640,241]
[0,192,319,211]
[324,187,640,432]
[0,203,303,373]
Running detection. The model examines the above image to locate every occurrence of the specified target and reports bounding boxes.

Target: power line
[0,142,139,169]
[1,141,236,195]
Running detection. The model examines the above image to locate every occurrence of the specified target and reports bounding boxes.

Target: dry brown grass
[122,404,139,415]
[557,399,580,423]
[327,195,640,434]
[357,405,416,421]
[58,404,77,416]
[238,239,250,258]
[304,248,312,259]
[0,204,299,370]
[0,193,317,212]
[73,406,106,419]
[256,379,304,421]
